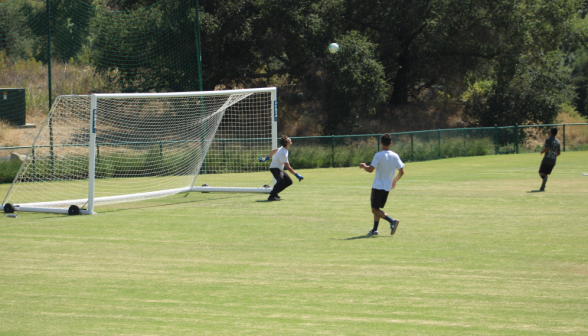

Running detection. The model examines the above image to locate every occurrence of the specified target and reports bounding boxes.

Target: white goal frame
[1,88,278,215]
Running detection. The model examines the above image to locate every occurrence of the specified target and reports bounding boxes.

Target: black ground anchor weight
[3,203,15,213]
[68,205,80,215]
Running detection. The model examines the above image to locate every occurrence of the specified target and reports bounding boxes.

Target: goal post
[2,88,278,215]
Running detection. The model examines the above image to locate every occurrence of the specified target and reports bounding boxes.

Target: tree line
[2,0,588,135]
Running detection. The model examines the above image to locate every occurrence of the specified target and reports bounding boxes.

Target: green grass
[1,152,588,335]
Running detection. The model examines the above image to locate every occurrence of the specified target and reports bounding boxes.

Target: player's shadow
[527,190,545,193]
[332,235,391,240]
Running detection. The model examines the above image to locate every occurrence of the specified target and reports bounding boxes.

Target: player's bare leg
[372,208,400,235]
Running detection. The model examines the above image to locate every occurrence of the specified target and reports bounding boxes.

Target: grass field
[1,152,587,335]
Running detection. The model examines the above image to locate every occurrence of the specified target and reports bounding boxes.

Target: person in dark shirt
[538,127,561,191]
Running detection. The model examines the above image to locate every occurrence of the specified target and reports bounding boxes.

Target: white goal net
[1,88,277,215]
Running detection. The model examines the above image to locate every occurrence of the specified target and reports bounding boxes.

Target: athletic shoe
[367,230,378,236]
[275,195,281,199]
[268,196,280,201]
[539,187,545,192]
[390,219,400,235]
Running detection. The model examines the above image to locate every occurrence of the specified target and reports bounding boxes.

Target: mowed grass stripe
[0,152,587,335]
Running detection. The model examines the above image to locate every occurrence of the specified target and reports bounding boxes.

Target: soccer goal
[1,88,277,215]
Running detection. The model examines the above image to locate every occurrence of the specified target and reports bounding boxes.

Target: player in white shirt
[359,133,405,236]
[259,135,303,201]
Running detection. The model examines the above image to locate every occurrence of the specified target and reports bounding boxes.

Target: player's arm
[268,148,279,157]
[259,148,280,162]
[284,162,303,181]
[392,168,404,189]
[557,150,561,156]
[540,147,548,155]
[359,163,375,173]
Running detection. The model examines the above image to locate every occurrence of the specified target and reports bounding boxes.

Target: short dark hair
[550,127,558,136]
[381,133,392,146]
[279,135,290,147]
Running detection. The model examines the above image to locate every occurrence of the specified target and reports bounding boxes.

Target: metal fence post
[411,132,414,162]
[222,139,226,165]
[494,124,498,154]
[563,124,566,151]
[377,134,380,152]
[331,135,334,168]
[47,0,54,180]
[159,142,164,174]
[438,129,441,159]
[514,124,518,154]
[463,128,467,157]
[32,147,36,178]
[46,0,52,111]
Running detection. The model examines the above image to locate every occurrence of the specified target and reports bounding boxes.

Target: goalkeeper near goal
[360,133,404,236]
[259,135,303,201]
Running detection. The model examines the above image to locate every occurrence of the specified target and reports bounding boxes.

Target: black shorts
[370,188,389,209]
[539,163,554,175]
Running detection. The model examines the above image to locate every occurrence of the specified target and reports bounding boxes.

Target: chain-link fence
[288,123,588,169]
[1,123,587,183]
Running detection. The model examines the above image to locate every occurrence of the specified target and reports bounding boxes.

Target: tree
[312,31,388,134]
[464,53,574,126]
[571,50,588,117]
[462,0,585,126]
[343,0,584,109]
[89,1,201,92]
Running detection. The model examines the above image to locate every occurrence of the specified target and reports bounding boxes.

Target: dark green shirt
[541,136,560,166]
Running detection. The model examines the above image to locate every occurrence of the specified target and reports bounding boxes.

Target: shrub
[0,160,22,184]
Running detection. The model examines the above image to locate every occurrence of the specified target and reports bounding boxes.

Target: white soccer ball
[328,43,339,54]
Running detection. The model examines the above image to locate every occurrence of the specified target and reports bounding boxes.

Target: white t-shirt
[269,147,289,171]
[370,150,404,191]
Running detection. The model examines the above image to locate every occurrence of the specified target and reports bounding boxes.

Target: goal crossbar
[92,87,275,99]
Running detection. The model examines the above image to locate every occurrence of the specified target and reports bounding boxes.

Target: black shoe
[367,230,379,236]
[275,195,281,199]
[268,196,280,201]
[390,219,400,235]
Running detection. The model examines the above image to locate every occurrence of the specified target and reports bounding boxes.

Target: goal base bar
[1,205,94,215]
[1,187,271,214]
[190,187,272,193]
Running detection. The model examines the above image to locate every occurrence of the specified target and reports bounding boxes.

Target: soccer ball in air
[328,43,339,54]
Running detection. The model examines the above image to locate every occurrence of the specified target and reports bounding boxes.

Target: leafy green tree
[51,0,95,62]
[0,1,46,61]
[20,0,95,63]
[464,53,574,126]
[312,31,388,134]
[4,0,586,134]
[248,1,389,133]
[89,1,200,92]
[570,47,588,118]
[103,0,160,10]
[198,0,265,90]
[343,0,584,111]
[462,0,585,126]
